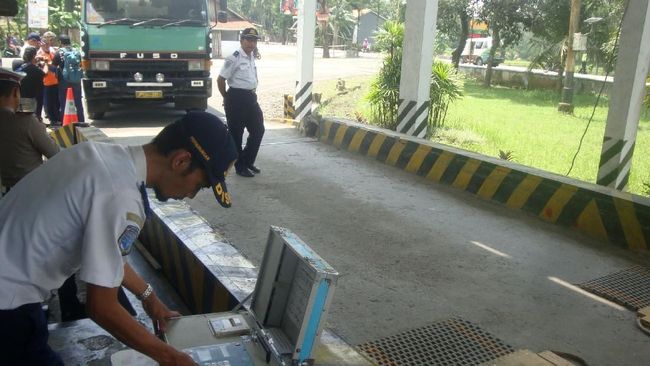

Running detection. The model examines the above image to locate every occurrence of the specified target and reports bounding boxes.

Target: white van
[461,37,494,66]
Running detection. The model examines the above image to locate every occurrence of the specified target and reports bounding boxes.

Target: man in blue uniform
[217,27,265,177]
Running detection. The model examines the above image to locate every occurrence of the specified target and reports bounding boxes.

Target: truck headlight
[188,60,203,71]
[91,60,110,71]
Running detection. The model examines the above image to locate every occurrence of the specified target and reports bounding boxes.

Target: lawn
[315,77,650,196]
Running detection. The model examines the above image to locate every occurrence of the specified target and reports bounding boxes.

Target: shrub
[428,61,463,134]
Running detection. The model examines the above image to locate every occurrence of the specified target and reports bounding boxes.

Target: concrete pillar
[597,0,650,190]
[295,0,316,121]
[396,0,438,138]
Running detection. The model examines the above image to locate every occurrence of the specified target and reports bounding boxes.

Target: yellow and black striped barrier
[283,94,295,120]
[49,124,77,148]
[319,118,650,252]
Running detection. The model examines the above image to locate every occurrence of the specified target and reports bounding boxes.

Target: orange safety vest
[37,48,58,86]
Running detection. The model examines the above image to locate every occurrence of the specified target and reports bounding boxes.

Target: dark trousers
[58,82,85,122]
[225,88,265,168]
[35,90,44,120]
[58,274,136,322]
[0,303,64,366]
[44,85,60,124]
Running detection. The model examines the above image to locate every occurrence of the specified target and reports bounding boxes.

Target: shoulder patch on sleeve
[224,58,234,68]
[126,212,144,228]
[118,225,140,256]
[233,50,239,56]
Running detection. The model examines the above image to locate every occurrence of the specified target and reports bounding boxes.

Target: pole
[596,0,650,190]
[558,0,581,113]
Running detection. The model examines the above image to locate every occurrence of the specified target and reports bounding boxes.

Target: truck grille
[109,60,187,72]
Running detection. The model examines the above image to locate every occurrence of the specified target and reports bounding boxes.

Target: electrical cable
[565,0,629,176]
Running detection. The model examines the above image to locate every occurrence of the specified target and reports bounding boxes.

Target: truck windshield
[85,0,207,25]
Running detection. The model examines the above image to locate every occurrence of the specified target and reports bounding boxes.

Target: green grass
[314,77,650,196]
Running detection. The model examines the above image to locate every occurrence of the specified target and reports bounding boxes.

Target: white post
[396,0,438,138]
[295,0,316,121]
[597,0,650,190]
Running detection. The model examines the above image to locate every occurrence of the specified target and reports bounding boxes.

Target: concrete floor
[179,122,650,366]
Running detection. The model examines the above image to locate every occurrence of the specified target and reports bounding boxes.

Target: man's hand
[142,292,180,332]
[159,349,196,366]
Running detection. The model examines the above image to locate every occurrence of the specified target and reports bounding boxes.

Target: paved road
[31,45,650,365]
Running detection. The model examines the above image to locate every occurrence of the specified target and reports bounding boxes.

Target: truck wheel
[475,57,484,66]
[86,100,109,120]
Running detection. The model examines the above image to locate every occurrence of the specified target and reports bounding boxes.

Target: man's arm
[217,76,227,99]
[29,119,60,158]
[86,265,195,365]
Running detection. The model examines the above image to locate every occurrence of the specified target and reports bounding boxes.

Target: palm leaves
[367,21,463,134]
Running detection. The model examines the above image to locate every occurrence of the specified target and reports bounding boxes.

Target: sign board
[28,0,48,28]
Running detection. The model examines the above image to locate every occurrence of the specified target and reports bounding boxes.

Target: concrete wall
[458,64,616,94]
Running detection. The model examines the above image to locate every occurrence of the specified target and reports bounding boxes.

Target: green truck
[80,0,214,119]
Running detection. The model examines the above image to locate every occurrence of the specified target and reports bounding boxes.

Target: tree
[437,0,471,69]
[6,0,79,40]
[317,0,331,58]
[329,0,356,46]
[474,0,533,87]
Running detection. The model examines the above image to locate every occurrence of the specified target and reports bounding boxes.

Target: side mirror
[217,10,227,23]
[0,0,18,16]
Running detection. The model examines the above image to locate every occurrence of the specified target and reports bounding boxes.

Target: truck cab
[81,0,213,119]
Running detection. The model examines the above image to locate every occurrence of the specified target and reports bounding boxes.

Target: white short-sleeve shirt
[0,142,147,309]
[219,47,258,90]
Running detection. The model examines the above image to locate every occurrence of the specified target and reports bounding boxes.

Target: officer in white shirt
[217,27,265,178]
[0,111,238,366]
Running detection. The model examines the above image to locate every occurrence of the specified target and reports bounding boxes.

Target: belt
[229,87,256,94]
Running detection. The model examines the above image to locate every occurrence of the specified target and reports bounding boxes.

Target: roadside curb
[319,117,650,253]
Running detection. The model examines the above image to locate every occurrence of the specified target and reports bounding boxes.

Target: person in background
[19,32,41,58]
[38,31,61,125]
[0,69,59,196]
[217,27,265,178]
[53,34,84,122]
[18,46,47,122]
[0,111,238,365]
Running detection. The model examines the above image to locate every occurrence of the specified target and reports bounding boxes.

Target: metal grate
[578,265,650,311]
[356,318,515,366]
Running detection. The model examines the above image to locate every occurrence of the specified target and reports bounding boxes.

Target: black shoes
[248,165,261,174]
[236,166,255,177]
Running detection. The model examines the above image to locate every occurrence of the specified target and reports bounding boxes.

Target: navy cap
[0,68,24,84]
[175,112,238,208]
[240,27,260,40]
[26,32,41,41]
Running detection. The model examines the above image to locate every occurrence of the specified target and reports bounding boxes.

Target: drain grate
[356,318,515,366]
[577,265,650,311]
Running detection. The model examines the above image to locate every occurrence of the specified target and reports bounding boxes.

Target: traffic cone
[62,87,78,126]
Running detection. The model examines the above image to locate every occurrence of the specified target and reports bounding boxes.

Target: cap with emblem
[26,32,41,42]
[0,68,24,85]
[174,111,238,208]
[240,27,260,40]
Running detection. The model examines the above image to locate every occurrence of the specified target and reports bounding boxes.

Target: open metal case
[250,226,339,365]
[163,226,339,366]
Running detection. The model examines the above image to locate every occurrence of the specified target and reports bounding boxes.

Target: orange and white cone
[62,87,78,126]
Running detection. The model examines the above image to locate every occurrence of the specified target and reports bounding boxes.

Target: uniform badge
[118,225,140,255]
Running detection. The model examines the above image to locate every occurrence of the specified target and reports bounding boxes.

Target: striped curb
[319,118,650,252]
